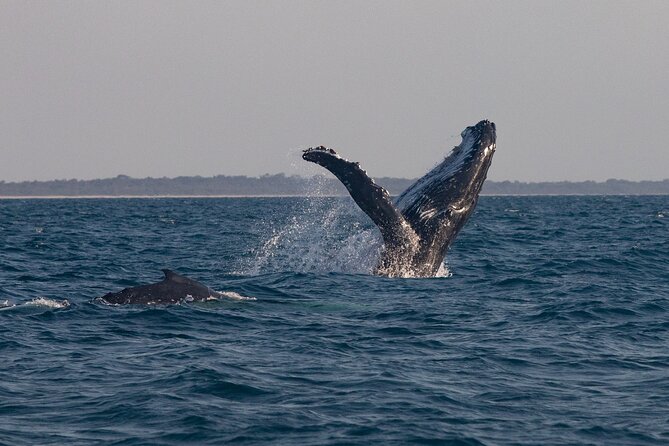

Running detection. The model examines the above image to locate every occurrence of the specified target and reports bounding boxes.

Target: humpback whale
[98,269,222,305]
[302,119,496,277]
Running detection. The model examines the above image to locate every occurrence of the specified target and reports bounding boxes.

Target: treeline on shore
[1,174,668,196]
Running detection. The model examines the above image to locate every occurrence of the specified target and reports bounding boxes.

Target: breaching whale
[98,269,222,305]
[302,119,496,277]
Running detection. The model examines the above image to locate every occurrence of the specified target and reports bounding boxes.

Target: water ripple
[0,196,668,445]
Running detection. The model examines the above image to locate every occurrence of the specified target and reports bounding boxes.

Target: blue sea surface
[1,195,668,445]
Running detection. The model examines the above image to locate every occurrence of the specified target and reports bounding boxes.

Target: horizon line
[2,174,668,184]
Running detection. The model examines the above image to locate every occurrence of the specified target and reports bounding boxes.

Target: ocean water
[1,195,668,445]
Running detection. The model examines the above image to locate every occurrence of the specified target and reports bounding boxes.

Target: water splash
[243,176,383,275]
[24,297,70,309]
[435,262,452,278]
[218,291,257,301]
[243,176,456,277]
[245,196,382,275]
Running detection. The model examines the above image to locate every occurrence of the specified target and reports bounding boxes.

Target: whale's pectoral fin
[302,146,418,251]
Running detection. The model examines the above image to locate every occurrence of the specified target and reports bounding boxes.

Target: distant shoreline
[1,174,668,197]
[0,194,308,200]
[2,193,668,200]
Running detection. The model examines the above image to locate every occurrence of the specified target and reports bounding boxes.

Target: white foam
[218,291,257,301]
[24,297,70,309]
[381,261,452,279]
[434,263,452,278]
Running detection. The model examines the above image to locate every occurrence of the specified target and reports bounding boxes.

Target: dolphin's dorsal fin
[162,269,189,284]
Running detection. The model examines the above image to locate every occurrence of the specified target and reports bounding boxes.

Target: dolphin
[98,269,222,305]
[302,119,496,277]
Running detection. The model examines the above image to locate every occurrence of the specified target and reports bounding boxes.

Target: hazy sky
[1,1,668,182]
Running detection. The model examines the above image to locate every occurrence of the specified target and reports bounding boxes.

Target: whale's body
[98,269,220,305]
[303,120,496,277]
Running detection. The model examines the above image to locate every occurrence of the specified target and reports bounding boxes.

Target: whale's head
[396,119,497,210]
[460,119,496,161]
[418,119,496,192]
[435,119,496,193]
[443,119,496,204]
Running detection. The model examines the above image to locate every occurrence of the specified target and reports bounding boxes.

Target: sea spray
[244,193,382,275]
